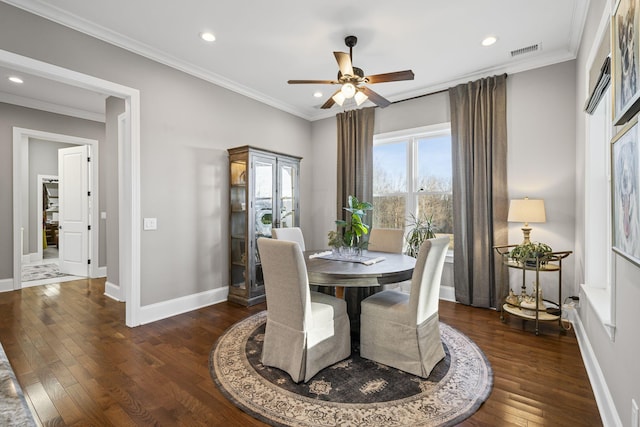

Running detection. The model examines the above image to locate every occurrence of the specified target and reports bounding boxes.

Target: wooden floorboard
[0,278,602,426]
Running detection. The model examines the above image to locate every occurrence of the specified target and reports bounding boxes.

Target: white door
[58,145,90,276]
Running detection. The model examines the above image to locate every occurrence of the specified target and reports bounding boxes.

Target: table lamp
[507,197,546,243]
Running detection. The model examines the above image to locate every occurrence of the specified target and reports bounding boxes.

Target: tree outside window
[372,124,453,248]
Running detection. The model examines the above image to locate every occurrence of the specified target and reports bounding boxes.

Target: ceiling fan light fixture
[341,82,356,98]
[354,90,368,106]
[332,91,346,106]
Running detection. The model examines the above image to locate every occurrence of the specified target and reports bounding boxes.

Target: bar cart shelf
[494,245,572,335]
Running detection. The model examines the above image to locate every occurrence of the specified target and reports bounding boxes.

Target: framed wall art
[611,117,640,265]
[613,0,640,125]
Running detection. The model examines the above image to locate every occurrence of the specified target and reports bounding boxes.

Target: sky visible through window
[374,135,452,193]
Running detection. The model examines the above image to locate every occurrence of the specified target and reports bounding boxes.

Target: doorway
[3,48,142,327]
[15,130,98,288]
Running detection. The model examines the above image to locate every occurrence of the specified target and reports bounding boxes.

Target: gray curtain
[336,107,375,217]
[449,74,509,308]
[336,107,375,332]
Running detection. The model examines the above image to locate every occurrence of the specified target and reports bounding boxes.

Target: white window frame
[581,9,615,340]
[373,123,452,257]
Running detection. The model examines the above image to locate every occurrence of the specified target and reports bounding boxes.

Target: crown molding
[2,0,588,123]
[2,0,315,121]
[0,91,105,122]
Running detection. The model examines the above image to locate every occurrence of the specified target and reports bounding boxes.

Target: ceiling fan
[288,35,414,109]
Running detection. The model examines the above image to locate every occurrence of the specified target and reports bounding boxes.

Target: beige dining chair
[271,227,306,251]
[367,228,404,254]
[359,236,449,378]
[257,238,351,383]
[368,228,410,292]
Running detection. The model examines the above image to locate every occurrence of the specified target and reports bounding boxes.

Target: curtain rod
[390,88,449,106]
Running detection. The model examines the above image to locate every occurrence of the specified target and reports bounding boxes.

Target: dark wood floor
[0,278,601,426]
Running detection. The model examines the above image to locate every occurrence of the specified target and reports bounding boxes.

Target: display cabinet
[228,146,301,306]
[494,245,572,335]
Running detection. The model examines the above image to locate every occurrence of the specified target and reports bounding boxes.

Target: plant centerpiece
[509,241,553,267]
[405,213,437,258]
[327,230,343,253]
[331,195,373,253]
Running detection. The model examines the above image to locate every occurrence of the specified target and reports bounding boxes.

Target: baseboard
[104,281,123,302]
[0,278,15,293]
[440,285,456,302]
[572,309,623,427]
[139,286,230,325]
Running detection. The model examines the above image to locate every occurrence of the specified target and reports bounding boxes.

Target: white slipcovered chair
[368,228,410,292]
[257,238,351,383]
[367,228,404,254]
[271,227,306,251]
[359,236,449,378]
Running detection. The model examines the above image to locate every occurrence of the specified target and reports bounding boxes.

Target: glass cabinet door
[229,159,247,290]
[277,160,298,228]
[253,156,276,239]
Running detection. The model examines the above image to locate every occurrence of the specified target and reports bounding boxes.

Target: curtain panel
[336,107,375,214]
[449,74,509,308]
[336,106,375,331]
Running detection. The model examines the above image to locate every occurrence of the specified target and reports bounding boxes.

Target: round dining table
[303,250,416,298]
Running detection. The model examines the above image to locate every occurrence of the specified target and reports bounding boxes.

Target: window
[372,124,453,246]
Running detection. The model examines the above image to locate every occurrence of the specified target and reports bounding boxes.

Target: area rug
[210,311,492,427]
[0,342,37,426]
[21,263,69,282]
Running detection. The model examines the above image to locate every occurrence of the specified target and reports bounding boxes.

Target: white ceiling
[1,0,589,122]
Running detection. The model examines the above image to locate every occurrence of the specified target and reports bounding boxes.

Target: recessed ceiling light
[482,36,497,47]
[200,32,216,42]
[8,76,23,84]
[313,91,323,98]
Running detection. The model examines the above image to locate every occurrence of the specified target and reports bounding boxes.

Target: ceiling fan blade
[365,70,415,84]
[360,86,391,108]
[334,52,354,77]
[288,79,338,84]
[321,89,343,109]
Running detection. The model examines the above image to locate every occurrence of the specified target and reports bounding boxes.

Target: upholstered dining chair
[368,228,410,292]
[359,236,449,378]
[257,238,351,383]
[271,227,306,251]
[367,228,404,254]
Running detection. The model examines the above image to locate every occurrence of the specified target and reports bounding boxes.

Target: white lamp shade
[341,82,356,98]
[507,198,546,224]
[332,91,346,106]
[354,90,368,106]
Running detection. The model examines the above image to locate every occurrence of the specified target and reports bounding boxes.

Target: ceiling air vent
[510,43,540,57]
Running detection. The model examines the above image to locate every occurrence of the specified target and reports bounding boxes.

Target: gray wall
[575,0,640,423]
[507,61,577,296]
[310,64,577,298]
[0,102,106,278]
[105,97,125,285]
[0,2,312,305]
[27,138,74,253]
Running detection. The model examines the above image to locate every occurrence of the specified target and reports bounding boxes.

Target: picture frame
[613,0,640,125]
[611,117,640,266]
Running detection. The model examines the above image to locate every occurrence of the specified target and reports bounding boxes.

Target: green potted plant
[334,195,373,250]
[405,213,437,258]
[509,241,553,267]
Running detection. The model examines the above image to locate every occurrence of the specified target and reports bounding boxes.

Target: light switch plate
[143,217,157,230]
